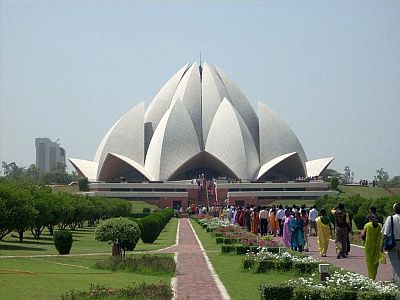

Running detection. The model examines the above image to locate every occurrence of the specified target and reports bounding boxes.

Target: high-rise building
[35,138,66,172]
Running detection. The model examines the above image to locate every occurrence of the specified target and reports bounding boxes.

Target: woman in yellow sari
[360,214,383,280]
[316,209,332,257]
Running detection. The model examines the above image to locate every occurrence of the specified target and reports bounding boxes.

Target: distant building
[35,138,66,172]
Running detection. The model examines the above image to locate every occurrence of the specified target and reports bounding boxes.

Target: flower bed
[243,248,320,274]
[260,270,400,300]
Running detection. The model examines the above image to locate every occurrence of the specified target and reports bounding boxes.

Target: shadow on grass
[4,239,54,246]
[0,244,46,251]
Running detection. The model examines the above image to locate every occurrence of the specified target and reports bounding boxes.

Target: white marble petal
[306,157,335,177]
[206,98,259,180]
[68,158,98,181]
[145,99,201,180]
[258,101,307,166]
[94,102,145,179]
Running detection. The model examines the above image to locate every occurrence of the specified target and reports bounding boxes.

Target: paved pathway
[305,235,393,282]
[167,218,229,300]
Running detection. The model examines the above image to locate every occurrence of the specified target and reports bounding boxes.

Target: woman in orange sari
[251,208,260,235]
[269,208,279,236]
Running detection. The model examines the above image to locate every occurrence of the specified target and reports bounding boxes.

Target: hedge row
[260,284,400,300]
[133,208,174,244]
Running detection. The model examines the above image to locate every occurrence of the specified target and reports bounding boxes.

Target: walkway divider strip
[188,219,231,300]
[170,219,180,300]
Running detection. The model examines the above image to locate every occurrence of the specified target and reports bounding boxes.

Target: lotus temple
[70,62,337,208]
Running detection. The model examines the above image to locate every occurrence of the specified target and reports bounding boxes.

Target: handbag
[383,216,396,251]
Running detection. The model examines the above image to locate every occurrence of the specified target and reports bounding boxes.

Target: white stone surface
[258,102,307,165]
[306,157,335,177]
[94,102,144,179]
[206,98,259,180]
[144,63,190,133]
[145,99,201,180]
[68,158,98,181]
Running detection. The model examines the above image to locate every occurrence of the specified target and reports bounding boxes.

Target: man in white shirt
[276,205,285,237]
[309,205,319,236]
[382,203,400,286]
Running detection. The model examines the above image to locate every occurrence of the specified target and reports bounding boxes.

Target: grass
[128,200,159,214]
[50,184,80,194]
[0,218,178,256]
[0,218,177,300]
[190,220,299,300]
[338,185,389,199]
[0,254,173,300]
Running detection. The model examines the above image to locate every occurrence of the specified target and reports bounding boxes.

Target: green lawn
[0,255,172,300]
[190,220,299,300]
[339,185,389,199]
[0,218,178,256]
[128,200,160,214]
[0,218,178,299]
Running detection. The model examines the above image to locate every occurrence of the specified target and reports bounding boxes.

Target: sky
[0,0,399,181]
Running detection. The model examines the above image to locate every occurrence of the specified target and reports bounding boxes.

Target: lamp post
[319,263,330,281]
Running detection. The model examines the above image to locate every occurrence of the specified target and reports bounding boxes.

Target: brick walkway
[159,218,229,300]
[306,235,393,282]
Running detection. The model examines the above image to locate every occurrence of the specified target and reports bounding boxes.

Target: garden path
[158,218,230,300]
[305,235,393,282]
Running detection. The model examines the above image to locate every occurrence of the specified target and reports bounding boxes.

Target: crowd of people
[187,201,400,285]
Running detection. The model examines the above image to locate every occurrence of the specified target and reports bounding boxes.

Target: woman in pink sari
[282,210,293,248]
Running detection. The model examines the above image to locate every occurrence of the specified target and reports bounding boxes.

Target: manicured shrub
[95,217,141,256]
[235,245,251,255]
[242,256,255,270]
[138,217,162,243]
[292,261,319,273]
[221,245,236,254]
[94,254,176,274]
[357,291,399,300]
[253,259,276,273]
[330,176,339,189]
[61,282,173,300]
[53,230,73,254]
[260,284,293,300]
[78,177,89,191]
[142,207,151,214]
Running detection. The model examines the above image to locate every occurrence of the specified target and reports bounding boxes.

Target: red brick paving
[305,235,393,282]
[159,218,227,300]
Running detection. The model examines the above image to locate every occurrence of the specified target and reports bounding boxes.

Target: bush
[61,282,173,300]
[357,291,399,300]
[353,213,366,230]
[260,284,293,300]
[78,177,89,191]
[138,217,162,243]
[292,261,319,273]
[95,217,141,256]
[53,230,73,255]
[221,245,236,254]
[330,177,339,189]
[142,207,151,214]
[253,259,276,273]
[94,254,176,274]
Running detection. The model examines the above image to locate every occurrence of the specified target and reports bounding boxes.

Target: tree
[1,161,26,181]
[388,176,400,188]
[95,218,141,257]
[330,177,339,190]
[374,168,389,187]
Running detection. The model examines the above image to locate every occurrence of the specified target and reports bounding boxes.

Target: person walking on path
[316,208,332,257]
[309,205,318,236]
[290,212,305,252]
[332,203,351,259]
[360,214,384,280]
[259,206,268,236]
[282,209,293,248]
[382,203,400,286]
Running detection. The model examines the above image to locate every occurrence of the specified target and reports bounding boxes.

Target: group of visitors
[190,200,400,285]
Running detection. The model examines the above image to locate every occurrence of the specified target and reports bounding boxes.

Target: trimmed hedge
[136,208,174,244]
[53,230,73,254]
[260,284,293,300]
[259,285,396,300]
